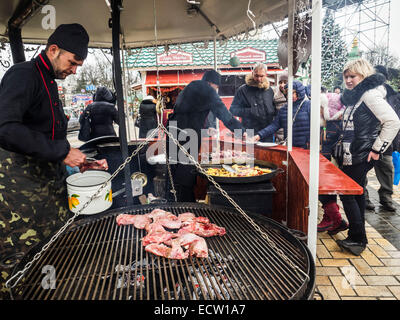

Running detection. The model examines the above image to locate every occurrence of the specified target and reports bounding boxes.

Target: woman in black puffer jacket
[336,58,400,255]
[79,86,119,140]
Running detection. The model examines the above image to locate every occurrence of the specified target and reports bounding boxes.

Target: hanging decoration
[229,55,240,67]
[277,0,312,75]
[0,39,10,69]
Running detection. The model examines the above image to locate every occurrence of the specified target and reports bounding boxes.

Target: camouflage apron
[0,148,70,299]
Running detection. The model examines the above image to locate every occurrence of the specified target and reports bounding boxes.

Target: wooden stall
[196,139,364,234]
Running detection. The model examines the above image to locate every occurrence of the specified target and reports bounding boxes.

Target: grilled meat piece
[179,221,226,237]
[142,231,177,246]
[148,208,173,220]
[155,217,182,229]
[118,209,225,260]
[145,240,189,260]
[177,213,209,224]
[177,232,208,258]
[116,214,151,229]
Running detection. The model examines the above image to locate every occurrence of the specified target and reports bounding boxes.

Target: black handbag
[331,105,356,167]
[78,110,91,141]
[332,136,345,167]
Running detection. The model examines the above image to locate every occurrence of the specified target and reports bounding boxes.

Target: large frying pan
[199,159,283,184]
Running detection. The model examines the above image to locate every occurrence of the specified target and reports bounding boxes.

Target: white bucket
[66,170,112,215]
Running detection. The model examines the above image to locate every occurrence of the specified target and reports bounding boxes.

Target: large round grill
[12,203,315,300]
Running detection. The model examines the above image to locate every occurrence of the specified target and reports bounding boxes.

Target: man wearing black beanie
[0,23,89,299]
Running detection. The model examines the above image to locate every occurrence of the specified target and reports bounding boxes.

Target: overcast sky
[390,1,400,58]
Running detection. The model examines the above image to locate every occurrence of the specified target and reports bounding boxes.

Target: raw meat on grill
[176,232,208,258]
[117,209,225,260]
[145,221,167,234]
[155,217,182,229]
[147,208,173,220]
[179,221,226,237]
[142,231,177,246]
[177,213,209,224]
[145,240,189,260]
[177,212,196,222]
[194,216,210,224]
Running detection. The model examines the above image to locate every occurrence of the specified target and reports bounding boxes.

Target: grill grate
[13,204,312,300]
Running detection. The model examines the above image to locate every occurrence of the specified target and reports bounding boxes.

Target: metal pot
[66,170,112,215]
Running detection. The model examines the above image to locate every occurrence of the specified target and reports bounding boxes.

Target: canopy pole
[213,36,220,148]
[287,0,295,152]
[111,0,133,205]
[8,25,25,64]
[121,39,132,142]
[307,0,322,260]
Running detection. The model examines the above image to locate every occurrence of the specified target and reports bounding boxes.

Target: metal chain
[6,121,309,288]
[5,128,159,289]
[153,0,177,203]
[157,103,178,202]
[157,122,309,283]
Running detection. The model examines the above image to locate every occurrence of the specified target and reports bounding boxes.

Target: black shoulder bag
[331,104,357,167]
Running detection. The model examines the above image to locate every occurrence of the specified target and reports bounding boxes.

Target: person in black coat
[79,86,119,140]
[336,58,400,255]
[138,95,158,138]
[0,23,89,299]
[230,63,276,142]
[364,65,400,212]
[167,70,244,202]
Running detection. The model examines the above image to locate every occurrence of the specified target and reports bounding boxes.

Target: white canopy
[0,0,323,260]
[0,0,289,48]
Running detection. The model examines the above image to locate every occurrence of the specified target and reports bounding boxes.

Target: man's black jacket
[0,51,70,162]
[168,80,243,146]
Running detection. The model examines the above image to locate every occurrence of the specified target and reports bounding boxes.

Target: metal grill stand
[13,204,314,300]
[7,113,310,295]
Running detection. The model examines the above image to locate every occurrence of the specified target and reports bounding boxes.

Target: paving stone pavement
[364,168,400,251]
[315,169,400,300]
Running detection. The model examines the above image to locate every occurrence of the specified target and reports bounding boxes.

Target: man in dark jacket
[167,70,244,202]
[0,24,89,299]
[230,63,276,142]
[79,86,119,140]
[364,65,400,212]
[248,80,311,149]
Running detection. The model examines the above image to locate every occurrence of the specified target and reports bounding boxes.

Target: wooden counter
[253,144,363,233]
[146,137,363,234]
[199,139,363,234]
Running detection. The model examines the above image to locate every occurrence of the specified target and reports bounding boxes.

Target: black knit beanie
[48,23,89,60]
[202,70,221,86]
